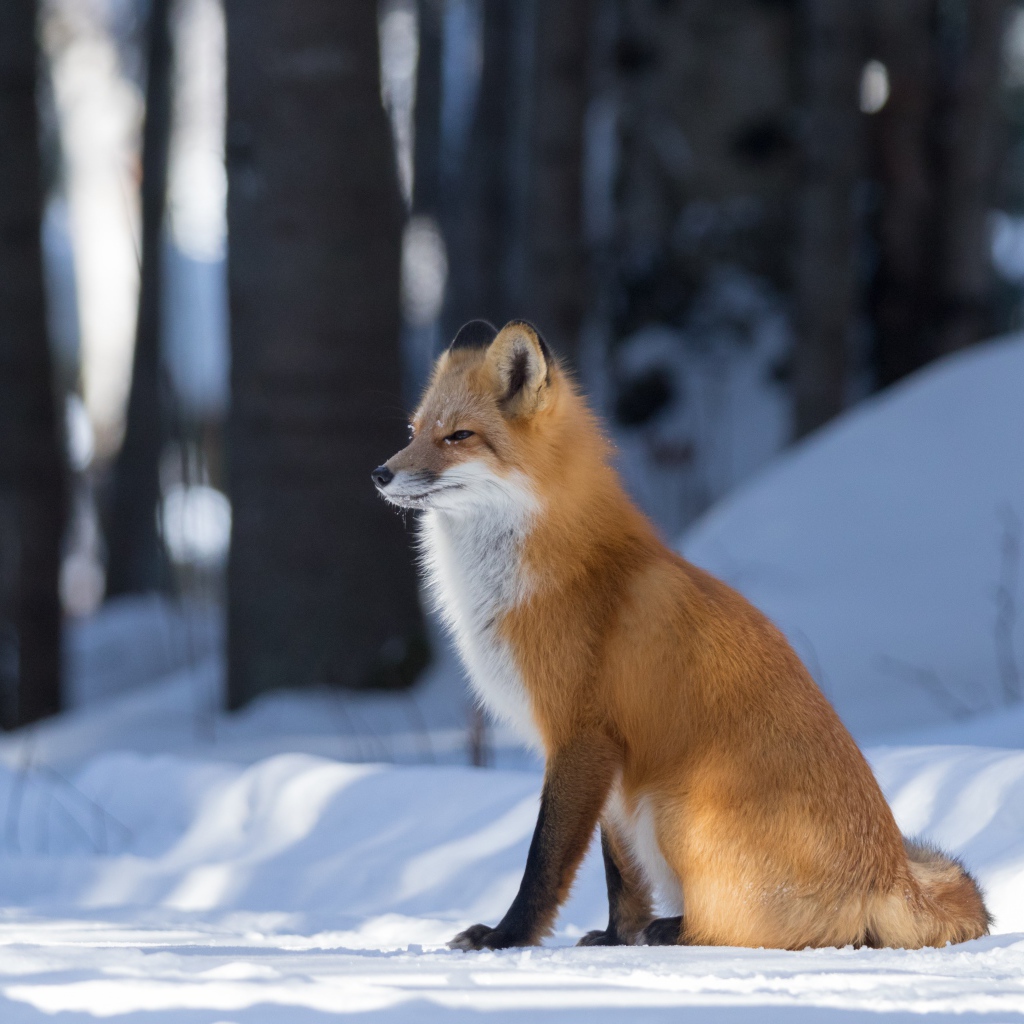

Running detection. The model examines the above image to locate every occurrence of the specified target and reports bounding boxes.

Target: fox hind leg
[577,824,654,946]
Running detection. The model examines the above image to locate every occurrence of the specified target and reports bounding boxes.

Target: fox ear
[449,319,498,352]
[486,320,552,417]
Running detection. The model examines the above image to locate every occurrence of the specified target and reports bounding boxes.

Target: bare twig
[402,696,435,764]
[995,505,1022,704]
[35,764,133,853]
[468,701,489,767]
[874,654,976,720]
[361,708,395,763]
[4,736,32,854]
[37,787,51,857]
[332,698,372,762]
[788,625,830,699]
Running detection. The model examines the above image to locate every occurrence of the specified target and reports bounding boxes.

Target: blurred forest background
[2,0,1024,731]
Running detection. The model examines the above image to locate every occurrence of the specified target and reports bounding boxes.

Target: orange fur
[377,320,991,950]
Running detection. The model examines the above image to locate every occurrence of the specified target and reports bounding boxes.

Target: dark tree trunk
[521,0,590,368]
[871,0,1009,387]
[792,0,865,436]
[401,0,444,402]
[0,0,66,727]
[105,0,174,597]
[226,0,427,707]
[441,0,517,338]
[869,0,937,387]
[932,0,1009,358]
[413,0,443,218]
[441,0,590,368]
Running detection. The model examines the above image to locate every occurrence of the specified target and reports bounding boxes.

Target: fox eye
[444,429,474,443]
[408,424,415,438]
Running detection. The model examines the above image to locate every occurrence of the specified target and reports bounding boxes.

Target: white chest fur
[419,472,541,747]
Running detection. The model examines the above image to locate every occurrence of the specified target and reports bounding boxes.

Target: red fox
[371,318,991,951]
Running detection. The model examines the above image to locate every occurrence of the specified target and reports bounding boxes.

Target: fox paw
[639,916,683,946]
[448,924,512,951]
[576,928,625,947]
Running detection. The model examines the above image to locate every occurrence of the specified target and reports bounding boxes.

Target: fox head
[372,319,561,514]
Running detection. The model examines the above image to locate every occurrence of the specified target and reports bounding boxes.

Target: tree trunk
[413,0,443,218]
[792,0,865,436]
[440,0,517,338]
[869,0,937,388]
[871,0,1009,386]
[104,0,174,598]
[441,0,590,369]
[521,0,590,368]
[400,0,444,402]
[0,0,66,727]
[226,0,427,706]
[932,0,1009,357]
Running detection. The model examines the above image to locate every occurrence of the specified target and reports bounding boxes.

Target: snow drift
[682,334,1024,744]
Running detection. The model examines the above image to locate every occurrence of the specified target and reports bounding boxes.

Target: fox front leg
[449,735,618,950]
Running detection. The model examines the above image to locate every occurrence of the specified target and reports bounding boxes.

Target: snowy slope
[682,334,1024,744]
[0,745,1022,1021]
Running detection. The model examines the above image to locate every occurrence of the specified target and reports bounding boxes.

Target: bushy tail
[868,838,991,948]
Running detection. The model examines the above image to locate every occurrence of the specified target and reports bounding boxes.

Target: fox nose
[371,465,394,488]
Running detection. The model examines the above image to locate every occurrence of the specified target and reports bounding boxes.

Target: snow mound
[1,746,1021,932]
[681,334,1024,745]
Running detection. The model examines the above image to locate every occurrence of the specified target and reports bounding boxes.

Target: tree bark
[522,0,591,368]
[869,0,937,388]
[440,0,517,338]
[401,0,444,402]
[441,0,590,369]
[932,0,1009,357]
[413,0,443,218]
[792,0,865,436]
[104,0,174,598]
[871,0,1009,386]
[0,0,66,727]
[226,0,428,706]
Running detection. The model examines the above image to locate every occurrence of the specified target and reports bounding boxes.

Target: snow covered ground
[1,337,1023,1020]
[0,743,1022,1021]
[0,740,1022,1021]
